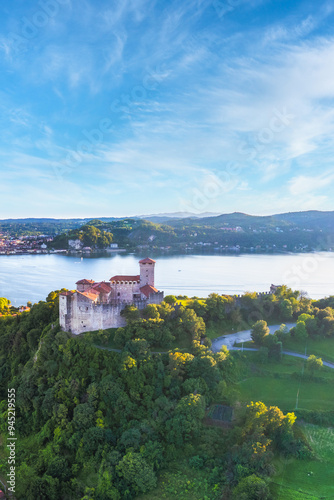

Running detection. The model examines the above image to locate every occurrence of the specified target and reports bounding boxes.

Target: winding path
[211,323,296,352]
[211,323,334,369]
[94,322,334,370]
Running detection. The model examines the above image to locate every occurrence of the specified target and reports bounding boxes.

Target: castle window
[117,292,120,296]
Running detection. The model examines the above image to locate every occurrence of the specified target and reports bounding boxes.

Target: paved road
[94,321,334,370]
[211,323,296,352]
[227,346,334,369]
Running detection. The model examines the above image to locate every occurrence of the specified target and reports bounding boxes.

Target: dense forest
[1,286,334,498]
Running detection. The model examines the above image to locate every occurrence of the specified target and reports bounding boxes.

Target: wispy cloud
[288,171,334,196]
[1,0,334,217]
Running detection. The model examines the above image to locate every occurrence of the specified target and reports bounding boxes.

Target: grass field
[272,424,334,499]
[236,334,334,365]
[235,354,334,411]
[238,376,334,411]
[284,336,334,364]
[234,354,334,498]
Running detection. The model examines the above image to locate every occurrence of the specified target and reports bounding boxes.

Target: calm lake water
[0,252,333,306]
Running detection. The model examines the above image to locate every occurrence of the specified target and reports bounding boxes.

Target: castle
[59,258,164,334]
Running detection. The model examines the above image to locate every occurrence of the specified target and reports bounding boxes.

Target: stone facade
[59,258,164,334]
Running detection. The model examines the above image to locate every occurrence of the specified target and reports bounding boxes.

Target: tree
[166,394,206,445]
[251,320,269,345]
[0,297,10,311]
[120,305,140,322]
[96,470,121,500]
[279,299,293,320]
[263,335,282,361]
[163,295,177,305]
[187,299,208,319]
[114,327,133,348]
[168,352,194,380]
[116,452,157,494]
[46,457,71,481]
[274,324,290,343]
[306,355,323,375]
[177,308,206,341]
[124,338,150,358]
[142,304,160,319]
[73,404,95,430]
[232,474,270,500]
[293,321,308,341]
[205,293,231,323]
[298,313,318,336]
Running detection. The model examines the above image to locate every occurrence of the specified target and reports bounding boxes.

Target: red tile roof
[84,287,100,295]
[91,282,111,293]
[77,291,98,301]
[110,275,140,282]
[76,279,95,285]
[140,284,158,297]
[139,257,156,264]
[60,291,74,296]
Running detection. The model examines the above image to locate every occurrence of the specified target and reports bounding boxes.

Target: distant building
[68,239,83,250]
[59,258,164,334]
[270,284,279,294]
[19,306,31,313]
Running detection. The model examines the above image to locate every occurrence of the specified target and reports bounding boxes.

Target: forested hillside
[2,211,334,253]
[0,288,333,499]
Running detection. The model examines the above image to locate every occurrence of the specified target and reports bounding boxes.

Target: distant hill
[276,211,334,231]
[2,210,334,229]
[135,212,220,223]
[2,211,334,253]
[166,210,334,231]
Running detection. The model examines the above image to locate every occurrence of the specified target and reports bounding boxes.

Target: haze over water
[1,253,333,306]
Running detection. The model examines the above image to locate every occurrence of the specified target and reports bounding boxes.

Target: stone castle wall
[110,282,140,301]
[60,259,163,335]
[59,294,72,332]
[60,294,162,335]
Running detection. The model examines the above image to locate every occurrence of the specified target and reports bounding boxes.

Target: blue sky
[1,0,334,218]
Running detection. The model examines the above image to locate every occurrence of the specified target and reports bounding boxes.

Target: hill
[2,211,334,253]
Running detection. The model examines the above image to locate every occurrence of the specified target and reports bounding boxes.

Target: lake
[0,252,333,306]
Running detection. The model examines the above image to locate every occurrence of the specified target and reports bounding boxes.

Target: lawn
[236,335,334,365]
[271,424,334,499]
[235,354,334,411]
[237,376,334,411]
[284,336,334,364]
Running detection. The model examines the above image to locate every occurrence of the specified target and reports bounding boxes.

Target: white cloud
[288,172,334,196]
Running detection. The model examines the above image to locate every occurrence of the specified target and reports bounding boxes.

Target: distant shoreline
[0,248,333,258]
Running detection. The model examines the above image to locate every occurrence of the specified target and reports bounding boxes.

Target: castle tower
[139,257,156,286]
